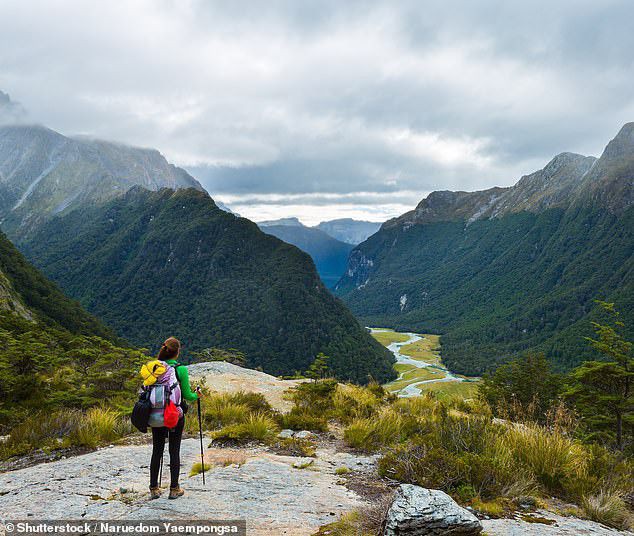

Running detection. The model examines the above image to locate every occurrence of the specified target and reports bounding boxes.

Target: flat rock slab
[483,511,633,536]
[0,439,369,536]
[384,484,482,535]
[188,362,304,412]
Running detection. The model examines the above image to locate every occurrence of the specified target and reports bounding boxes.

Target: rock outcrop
[383,484,482,535]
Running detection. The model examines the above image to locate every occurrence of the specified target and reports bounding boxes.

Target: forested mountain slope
[0,124,203,238]
[0,229,112,337]
[21,187,394,383]
[336,123,634,375]
[258,218,354,288]
[0,229,140,427]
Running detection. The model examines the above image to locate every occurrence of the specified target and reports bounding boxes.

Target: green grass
[417,381,480,400]
[400,335,441,364]
[370,329,411,346]
[385,366,445,393]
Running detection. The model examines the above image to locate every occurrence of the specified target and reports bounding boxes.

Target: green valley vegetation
[480,302,632,452]
[0,230,145,456]
[337,124,634,376]
[277,376,633,530]
[18,187,394,384]
[372,329,479,399]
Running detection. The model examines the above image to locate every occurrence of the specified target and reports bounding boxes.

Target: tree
[190,347,246,367]
[305,353,331,381]
[564,301,633,450]
[478,352,562,422]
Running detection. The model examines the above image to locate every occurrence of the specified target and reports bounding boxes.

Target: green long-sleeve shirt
[166,359,199,402]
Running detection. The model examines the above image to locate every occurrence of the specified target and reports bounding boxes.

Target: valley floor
[372,328,479,398]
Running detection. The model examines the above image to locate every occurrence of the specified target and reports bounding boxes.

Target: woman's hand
[195,386,203,398]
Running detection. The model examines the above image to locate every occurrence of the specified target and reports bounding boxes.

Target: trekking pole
[197,394,205,485]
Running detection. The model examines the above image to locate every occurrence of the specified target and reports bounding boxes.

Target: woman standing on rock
[147,336,200,500]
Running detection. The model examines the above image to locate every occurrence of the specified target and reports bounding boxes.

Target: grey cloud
[0,0,632,221]
[0,91,27,125]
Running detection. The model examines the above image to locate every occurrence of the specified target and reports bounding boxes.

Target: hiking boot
[149,487,161,500]
[168,486,185,500]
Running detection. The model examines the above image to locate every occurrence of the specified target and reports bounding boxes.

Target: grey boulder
[384,484,482,535]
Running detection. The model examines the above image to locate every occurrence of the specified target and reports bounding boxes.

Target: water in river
[372,329,465,397]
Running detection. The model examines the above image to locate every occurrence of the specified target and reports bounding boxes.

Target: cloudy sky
[1,0,633,224]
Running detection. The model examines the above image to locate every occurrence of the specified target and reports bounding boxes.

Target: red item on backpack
[163,400,180,429]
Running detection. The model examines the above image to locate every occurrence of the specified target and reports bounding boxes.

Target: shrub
[275,437,316,457]
[289,379,338,414]
[582,490,632,530]
[211,412,278,444]
[277,409,328,432]
[67,407,119,448]
[344,408,417,452]
[332,384,382,423]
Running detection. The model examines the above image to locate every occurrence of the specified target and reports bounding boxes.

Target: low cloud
[1,0,632,221]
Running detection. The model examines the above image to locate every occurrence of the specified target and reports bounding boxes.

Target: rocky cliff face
[0,124,204,238]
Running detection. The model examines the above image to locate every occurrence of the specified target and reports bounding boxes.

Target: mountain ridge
[21,186,395,383]
[0,124,204,238]
[336,123,634,375]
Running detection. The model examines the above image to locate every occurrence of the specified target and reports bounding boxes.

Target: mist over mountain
[0,124,203,238]
[336,123,634,375]
[316,219,382,245]
[258,218,354,288]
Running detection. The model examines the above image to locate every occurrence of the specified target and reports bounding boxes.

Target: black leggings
[150,417,184,488]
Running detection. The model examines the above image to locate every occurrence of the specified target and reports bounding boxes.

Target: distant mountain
[259,217,304,227]
[336,123,634,375]
[257,218,354,288]
[317,218,382,245]
[215,200,240,216]
[0,124,203,238]
[21,188,394,383]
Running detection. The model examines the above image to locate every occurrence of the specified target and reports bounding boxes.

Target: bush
[277,409,328,432]
[582,490,632,530]
[0,407,127,459]
[67,407,119,448]
[333,384,382,423]
[211,412,278,444]
[344,408,418,452]
[289,379,338,414]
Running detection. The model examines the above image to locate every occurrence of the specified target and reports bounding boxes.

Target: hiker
[147,337,201,500]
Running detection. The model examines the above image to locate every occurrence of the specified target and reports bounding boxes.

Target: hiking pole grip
[197,396,205,485]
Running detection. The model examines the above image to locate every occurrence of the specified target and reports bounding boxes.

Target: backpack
[133,360,183,431]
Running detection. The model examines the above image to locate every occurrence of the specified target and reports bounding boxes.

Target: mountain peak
[258,217,304,227]
[600,122,634,160]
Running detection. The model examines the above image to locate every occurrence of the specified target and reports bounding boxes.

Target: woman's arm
[175,365,199,402]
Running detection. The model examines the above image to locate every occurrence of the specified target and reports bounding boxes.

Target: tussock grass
[496,423,587,494]
[211,412,279,444]
[582,490,633,530]
[68,407,119,448]
[344,407,416,452]
[275,437,316,457]
[333,383,382,422]
[277,409,328,432]
[0,407,128,459]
